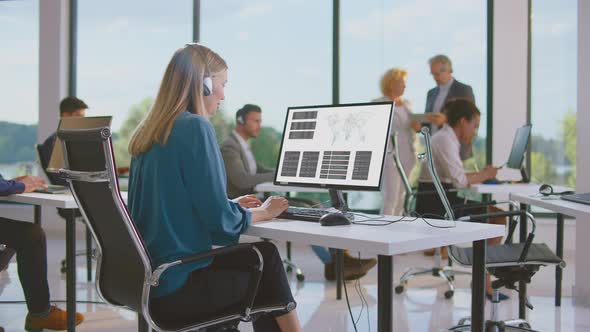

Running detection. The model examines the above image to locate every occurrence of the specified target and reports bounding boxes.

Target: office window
[0,1,39,178]
[341,0,487,209]
[200,1,332,169]
[77,1,192,167]
[531,0,577,187]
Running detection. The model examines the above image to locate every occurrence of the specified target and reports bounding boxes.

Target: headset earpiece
[185,43,213,97]
[203,76,213,97]
[236,114,245,125]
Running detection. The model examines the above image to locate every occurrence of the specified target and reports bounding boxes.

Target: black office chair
[419,127,565,331]
[57,127,293,331]
[35,143,94,281]
[392,134,470,299]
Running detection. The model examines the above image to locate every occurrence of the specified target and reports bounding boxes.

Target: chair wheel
[395,285,404,294]
[286,265,292,273]
[518,323,531,328]
[444,290,454,299]
[296,274,305,282]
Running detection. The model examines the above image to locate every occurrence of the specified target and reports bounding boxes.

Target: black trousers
[0,217,50,315]
[415,182,486,218]
[151,241,296,331]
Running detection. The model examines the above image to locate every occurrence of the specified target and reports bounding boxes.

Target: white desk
[245,217,504,332]
[470,183,571,195]
[509,193,590,307]
[1,192,503,332]
[509,193,590,218]
[0,192,128,332]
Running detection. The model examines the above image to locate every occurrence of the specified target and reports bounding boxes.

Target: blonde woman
[127,44,302,332]
[374,68,421,215]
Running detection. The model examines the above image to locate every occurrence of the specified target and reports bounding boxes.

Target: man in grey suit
[220,104,275,198]
[425,54,475,160]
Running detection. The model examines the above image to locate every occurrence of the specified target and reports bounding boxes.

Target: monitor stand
[329,189,348,211]
[519,165,530,183]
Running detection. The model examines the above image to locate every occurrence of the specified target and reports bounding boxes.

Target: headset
[185,43,213,96]
[236,107,246,125]
[539,184,575,196]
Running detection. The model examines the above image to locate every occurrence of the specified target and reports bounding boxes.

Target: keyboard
[279,207,354,222]
[561,193,590,206]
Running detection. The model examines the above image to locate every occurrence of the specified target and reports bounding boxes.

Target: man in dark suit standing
[425,54,475,160]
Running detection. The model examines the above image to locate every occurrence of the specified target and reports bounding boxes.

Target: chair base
[449,319,536,332]
[395,266,471,299]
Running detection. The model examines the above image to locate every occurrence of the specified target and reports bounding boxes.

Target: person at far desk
[0,174,85,331]
[127,43,302,331]
[221,104,377,281]
[220,104,275,198]
[416,99,507,299]
[39,96,88,185]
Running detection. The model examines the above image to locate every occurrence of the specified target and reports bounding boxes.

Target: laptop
[46,116,112,173]
[561,193,590,206]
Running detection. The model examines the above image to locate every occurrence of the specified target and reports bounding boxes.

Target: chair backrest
[420,127,456,220]
[392,134,414,215]
[57,127,151,313]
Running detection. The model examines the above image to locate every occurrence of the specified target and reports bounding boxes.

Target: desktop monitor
[506,124,532,169]
[47,116,112,172]
[274,102,394,191]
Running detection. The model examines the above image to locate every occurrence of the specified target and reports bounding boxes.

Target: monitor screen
[506,124,532,169]
[274,102,394,191]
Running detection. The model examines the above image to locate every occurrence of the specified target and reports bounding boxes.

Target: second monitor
[274,102,394,191]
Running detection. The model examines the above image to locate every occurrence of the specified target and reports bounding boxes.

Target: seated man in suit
[416,99,507,299]
[425,54,475,160]
[0,173,84,330]
[39,96,88,185]
[221,104,376,280]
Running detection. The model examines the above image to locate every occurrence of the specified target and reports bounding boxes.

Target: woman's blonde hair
[128,44,227,156]
[379,67,408,97]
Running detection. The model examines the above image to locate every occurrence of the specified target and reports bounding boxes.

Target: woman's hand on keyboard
[250,196,289,222]
[232,194,262,208]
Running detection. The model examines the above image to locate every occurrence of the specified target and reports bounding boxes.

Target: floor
[1,221,590,332]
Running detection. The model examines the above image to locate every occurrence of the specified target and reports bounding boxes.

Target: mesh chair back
[57,127,151,313]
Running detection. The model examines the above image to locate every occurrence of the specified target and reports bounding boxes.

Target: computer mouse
[319,212,352,226]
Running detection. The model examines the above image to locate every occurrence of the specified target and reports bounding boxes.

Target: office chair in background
[57,127,293,331]
[35,144,94,281]
[392,133,470,299]
[419,127,565,331]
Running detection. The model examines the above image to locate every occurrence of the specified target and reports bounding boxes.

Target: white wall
[38,0,70,143]
[492,0,529,181]
[574,0,590,307]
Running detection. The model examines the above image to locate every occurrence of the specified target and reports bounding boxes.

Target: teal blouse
[128,111,252,298]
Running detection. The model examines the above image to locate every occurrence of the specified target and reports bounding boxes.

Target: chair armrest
[452,200,498,211]
[458,210,524,222]
[149,243,262,287]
